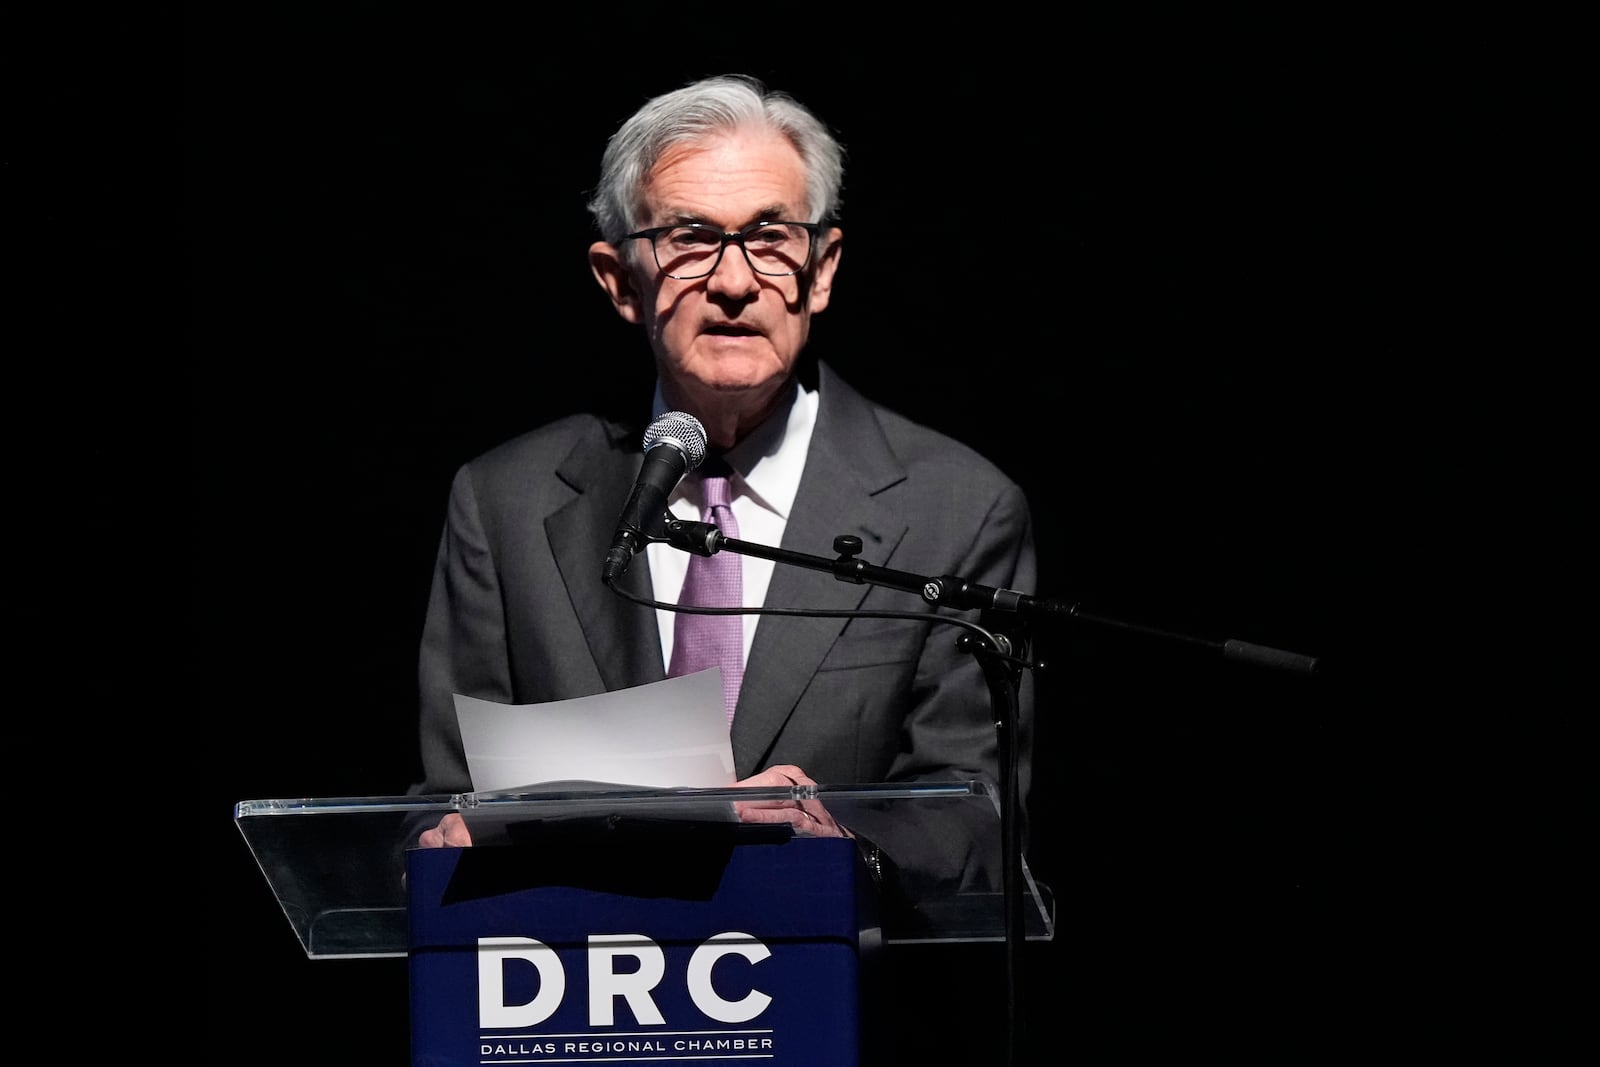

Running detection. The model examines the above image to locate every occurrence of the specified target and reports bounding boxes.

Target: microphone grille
[641,411,708,471]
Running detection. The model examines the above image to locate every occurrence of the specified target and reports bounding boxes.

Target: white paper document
[454,668,737,794]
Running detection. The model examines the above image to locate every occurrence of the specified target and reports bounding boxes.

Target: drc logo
[479,934,774,1026]
[476,932,779,1060]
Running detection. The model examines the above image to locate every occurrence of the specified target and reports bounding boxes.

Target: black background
[185,7,1580,1063]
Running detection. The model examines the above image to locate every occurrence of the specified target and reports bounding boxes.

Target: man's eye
[745,227,786,246]
[670,228,722,248]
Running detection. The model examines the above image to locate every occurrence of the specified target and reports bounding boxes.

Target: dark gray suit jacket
[411,361,1037,886]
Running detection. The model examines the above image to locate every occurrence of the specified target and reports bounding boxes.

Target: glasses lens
[742,223,812,276]
[653,226,724,278]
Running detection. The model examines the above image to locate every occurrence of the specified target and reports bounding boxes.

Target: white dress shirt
[644,381,820,671]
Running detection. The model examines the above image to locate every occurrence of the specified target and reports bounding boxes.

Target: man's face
[596,129,841,419]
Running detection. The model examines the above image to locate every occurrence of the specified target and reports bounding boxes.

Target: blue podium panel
[407,831,873,1066]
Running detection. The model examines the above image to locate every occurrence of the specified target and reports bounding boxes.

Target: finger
[737,766,800,788]
[732,802,799,823]
[767,764,817,786]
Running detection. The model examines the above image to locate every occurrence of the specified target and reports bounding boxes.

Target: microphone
[601,411,708,584]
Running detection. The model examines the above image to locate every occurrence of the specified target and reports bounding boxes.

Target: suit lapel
[731,366,911,773]
[547,420,666,694]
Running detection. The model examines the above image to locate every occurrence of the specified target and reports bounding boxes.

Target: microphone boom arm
[661,519,1319,674]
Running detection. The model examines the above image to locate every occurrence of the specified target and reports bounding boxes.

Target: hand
[417,812,474,848]
[731,764,852,839]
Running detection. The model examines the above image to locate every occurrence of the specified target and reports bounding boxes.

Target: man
[410,75,1037,891]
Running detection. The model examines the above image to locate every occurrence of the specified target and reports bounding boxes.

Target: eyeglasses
[623,221,822,280]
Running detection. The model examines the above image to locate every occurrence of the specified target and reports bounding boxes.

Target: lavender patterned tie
[667,465,744,723]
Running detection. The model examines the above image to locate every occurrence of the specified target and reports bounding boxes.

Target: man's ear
[588,242,645,323]
[807,227,843,313]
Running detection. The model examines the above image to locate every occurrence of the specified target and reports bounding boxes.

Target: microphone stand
[658,517,1319,1066]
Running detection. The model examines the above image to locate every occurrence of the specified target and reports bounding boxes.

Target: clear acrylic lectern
[234,779,1055,959]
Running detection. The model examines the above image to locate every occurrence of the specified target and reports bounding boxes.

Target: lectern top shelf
[234,780,1054,959]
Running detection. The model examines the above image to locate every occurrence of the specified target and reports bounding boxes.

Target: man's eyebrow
[659,207,794,229]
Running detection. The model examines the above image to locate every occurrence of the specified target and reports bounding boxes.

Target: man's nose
[705,238,760,295]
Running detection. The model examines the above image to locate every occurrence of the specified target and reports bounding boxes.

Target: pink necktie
[667,468,744,723]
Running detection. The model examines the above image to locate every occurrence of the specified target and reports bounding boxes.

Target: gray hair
[586,74,845,245]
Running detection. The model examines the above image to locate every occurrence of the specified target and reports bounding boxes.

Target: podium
[236,780,1054,1065]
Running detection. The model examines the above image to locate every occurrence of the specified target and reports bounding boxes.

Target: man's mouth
[704,324,761,337]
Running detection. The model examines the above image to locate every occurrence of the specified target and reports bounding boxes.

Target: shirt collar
[651,377,818,520]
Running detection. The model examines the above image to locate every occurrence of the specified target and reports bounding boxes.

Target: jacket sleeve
[409,462,514,798]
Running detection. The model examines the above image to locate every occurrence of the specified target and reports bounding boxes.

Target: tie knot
[700,473,733,509]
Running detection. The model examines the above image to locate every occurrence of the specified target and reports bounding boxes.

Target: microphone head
[642,411,708,471]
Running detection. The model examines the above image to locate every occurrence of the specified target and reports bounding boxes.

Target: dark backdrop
[190,8,1575,1063]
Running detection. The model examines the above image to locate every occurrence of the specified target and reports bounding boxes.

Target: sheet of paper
[454,667,736,793]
